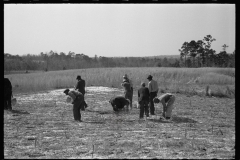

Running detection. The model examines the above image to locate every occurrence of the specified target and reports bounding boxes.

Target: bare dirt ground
[4,87,235,159]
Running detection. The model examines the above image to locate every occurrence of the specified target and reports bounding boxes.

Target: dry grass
[4,87,235,159]
[5,67,235,98]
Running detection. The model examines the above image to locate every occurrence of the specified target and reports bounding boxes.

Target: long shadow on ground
[148,116,198,124]
[85,109,113,115]
[86,109,130,115]
[172,116,198,123]
[84,121,106,124]
[9,109,30,115]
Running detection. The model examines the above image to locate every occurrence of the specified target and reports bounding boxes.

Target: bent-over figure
[154,93,175,120]
[109,96,130,112]
[64,88,84,122]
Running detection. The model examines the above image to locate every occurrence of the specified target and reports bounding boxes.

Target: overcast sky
[4,4,235,57]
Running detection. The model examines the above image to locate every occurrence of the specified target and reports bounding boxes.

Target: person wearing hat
[75,75,88,110]
[153,93,175,120]
[147,75,159,115]
[4,78,13,111]
[121,78,133,109]
[64,88,84,122]
[109,96,130,112]
[138,82,150,120]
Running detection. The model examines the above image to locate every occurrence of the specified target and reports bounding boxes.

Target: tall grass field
[5,67,235,98]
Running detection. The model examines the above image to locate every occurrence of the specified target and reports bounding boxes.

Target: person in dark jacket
[121,79,133,109]
[4,78,13,111]
[64,88,84,122]
[75,75,88,110]
[138,82,150,119]
[109,96,130,112]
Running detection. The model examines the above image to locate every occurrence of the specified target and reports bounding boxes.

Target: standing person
[147,75,159,115]
[4,78,13,111]
[153,93,176,120]
[64,88,84,122]
[138,82,150,120]
[109,96,130,112]
[123,74,133,93]
[121,78,133,109]
[75,75,88,110]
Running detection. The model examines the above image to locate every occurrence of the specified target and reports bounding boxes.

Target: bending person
[64,88,84,122]
[153,93,176,120]
[109,96,130,112]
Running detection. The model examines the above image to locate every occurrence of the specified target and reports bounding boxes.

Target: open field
[4,86,235,159]
[4,67,235,98]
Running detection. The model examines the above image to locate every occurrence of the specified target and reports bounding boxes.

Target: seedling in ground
[185,123,188,138]
[191,134,195,148]
[16,124,19,137]
[35,115,38,123]
[213,127,224,136]
[34,137,37,148]
[38,133,42,147]
[92,144,94,158]
[64,130,69,139]
[115,133,118,142]
[61,112,64,121]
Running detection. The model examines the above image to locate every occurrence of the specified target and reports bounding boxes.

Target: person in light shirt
[147,75,159,115]
[64,89,84,122]
[153,93,176,120]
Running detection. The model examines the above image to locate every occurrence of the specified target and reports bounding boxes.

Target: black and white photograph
[4,3,235,159]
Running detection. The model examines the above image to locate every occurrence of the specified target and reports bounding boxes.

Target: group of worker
[4,74,176,122]
[109,74,176,121]
[64,74,176,122]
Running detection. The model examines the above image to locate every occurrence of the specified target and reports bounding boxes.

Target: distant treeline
[4,52,181,72]
[4,35,235,72]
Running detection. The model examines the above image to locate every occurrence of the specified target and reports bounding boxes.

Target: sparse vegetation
[4,86,235,159]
